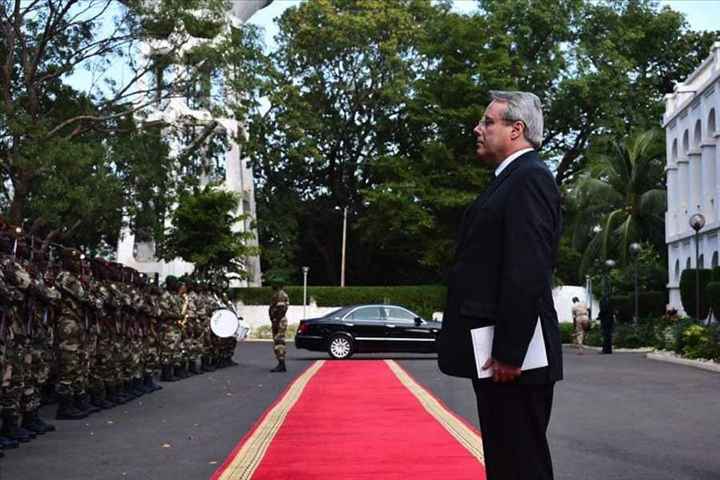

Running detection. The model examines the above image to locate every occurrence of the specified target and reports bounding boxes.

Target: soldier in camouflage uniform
[0,236,39,442]
[106,263,131,404]
[87,259,116,409]
[159,276,183,382]
[269,284,289,373]
[0,236,30,448]
[54,249,91,420]
[141,283,162,392]
[183,284,202,375]
[120,267,144,397]
[20,249,58,433]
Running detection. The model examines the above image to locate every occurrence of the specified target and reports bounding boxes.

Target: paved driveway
[2,343,718,480]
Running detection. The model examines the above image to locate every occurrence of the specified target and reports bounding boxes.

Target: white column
[678,158,690,234]
[666,166,679,236]
[688,150,702,213]
[702,142,717,223]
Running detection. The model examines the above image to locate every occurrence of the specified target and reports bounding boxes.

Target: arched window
[709,109,717,136]
[694,119,702,146]
[712,252,719,268]
[671,138,678,162]
[675,259,680,281]
[699,254,705,268]
[683,129,690,153]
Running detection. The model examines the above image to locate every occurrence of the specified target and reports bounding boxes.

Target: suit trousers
[472,380,555,480]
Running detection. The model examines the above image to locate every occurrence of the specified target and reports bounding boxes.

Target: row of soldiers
[0,222,239,458]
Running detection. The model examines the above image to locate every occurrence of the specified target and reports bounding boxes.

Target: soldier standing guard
[54,249,89,420]
[269,284,289,373]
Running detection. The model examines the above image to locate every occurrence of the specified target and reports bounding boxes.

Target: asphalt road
[1,343,719,480]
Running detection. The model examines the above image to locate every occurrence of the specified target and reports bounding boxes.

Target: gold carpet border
[385,359,484,464]
[217,360,325,480]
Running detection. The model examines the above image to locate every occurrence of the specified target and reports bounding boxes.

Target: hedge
[230,285,447,321]
[609,291,667,323]
[680,269,713,319]
[705,282,720,319]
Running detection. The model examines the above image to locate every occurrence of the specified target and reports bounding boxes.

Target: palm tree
[571,129,667,277]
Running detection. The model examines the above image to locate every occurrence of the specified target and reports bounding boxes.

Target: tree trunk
[8,173,30,224]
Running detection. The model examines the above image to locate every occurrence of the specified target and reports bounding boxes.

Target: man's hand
[482,357,522,383]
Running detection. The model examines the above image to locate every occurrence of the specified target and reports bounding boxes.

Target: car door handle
[343,322,354,327]
[386,324,396,328]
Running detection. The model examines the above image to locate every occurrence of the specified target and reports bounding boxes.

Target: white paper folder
[471,319,548,379]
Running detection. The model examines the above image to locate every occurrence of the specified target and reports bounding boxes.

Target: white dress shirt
[494,148,534,178]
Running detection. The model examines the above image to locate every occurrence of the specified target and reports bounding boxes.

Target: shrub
[681,324,720,360]
[231,286,447,320]
[585,323,602,347]
[705,281,720,319]
[679,269,713,319]
[559,322,574,344]
[610,292,667,323]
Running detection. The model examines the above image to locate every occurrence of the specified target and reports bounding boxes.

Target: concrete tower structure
[664,42,720,313]
[117,1,272,287]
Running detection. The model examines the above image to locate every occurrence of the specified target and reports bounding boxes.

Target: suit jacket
[437,150,563,384]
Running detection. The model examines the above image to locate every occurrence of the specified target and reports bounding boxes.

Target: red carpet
[212,360,485,480]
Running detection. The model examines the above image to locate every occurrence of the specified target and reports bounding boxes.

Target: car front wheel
[327,334,354,359]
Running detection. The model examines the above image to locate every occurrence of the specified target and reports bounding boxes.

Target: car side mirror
[414,317,423,326]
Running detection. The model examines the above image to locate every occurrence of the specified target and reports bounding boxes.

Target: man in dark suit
[437,90,562,479]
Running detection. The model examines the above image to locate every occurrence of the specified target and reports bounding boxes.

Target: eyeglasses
[477,117,525,129]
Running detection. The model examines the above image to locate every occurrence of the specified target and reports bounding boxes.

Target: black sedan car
[295,304,441,359]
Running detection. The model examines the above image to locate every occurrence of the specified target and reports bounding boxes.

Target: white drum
[211,309,250,340]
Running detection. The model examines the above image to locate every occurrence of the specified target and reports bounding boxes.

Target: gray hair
[489,90,544,149]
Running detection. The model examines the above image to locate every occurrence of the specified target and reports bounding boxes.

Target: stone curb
[646,351,720,373]
[562,344,654,353]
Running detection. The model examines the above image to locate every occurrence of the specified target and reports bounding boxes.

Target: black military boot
[90,389,115,410]
[2,413,34,442]
[160,365,177,382]
[189,359,202,375]
[115,381,135,403]
[22,410,55,434]
[128,379,145,397]
[55,394,87,420]
[108,383,129,404]
[143,373,162,392]
[75,393,101,415]
[174,364,189,379]
[0,435,19,449]
[201,356,212,372]
[270,360,287,373]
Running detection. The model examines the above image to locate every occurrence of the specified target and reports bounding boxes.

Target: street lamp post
[629,242,642,323]
[690,213,706,320]
[302,266,309,320]
[604,259,616,303]
[341,206,348,288]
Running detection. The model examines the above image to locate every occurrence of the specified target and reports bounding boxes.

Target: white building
[117,1,272,287]
[664,41,720,313]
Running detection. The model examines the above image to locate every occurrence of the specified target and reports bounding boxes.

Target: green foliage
[161,186,258,283]
[559,322,575,344]
[0,0,244,252]
[705,282,720,319]
[572,130,667,277]
[608,291,666,323]
[232,285,447,320]
[236,0,714,285]
[680,269,713,320]
[681,324,720,360]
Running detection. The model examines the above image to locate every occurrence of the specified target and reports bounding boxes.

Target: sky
[247,0,720,51]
